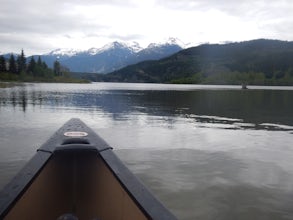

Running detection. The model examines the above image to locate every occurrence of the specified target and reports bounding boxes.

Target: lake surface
[1,82,293,220]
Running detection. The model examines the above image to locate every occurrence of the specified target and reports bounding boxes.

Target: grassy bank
[0,72,90,84]
[0,82,24,88]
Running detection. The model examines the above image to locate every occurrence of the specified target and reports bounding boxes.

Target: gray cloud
[0,0,108,34]
[67,0,136,7]
[155,0,293,41]
[0,33,53,55]
[156,0,293,21]
[156,0,248,12]
[1,0,293,55]
[107,34,145,41]
[0,0,114,54]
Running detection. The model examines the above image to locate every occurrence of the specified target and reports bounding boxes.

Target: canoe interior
[4,151,148,220]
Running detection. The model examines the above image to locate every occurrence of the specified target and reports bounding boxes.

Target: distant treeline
[0,49,80,82]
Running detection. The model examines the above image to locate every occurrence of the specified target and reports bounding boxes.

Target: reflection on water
[1,83,293,130]
[117,149,293,220]
[1,83,293,220]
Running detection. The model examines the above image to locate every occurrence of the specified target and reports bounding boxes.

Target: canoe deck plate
[64,131,88,137]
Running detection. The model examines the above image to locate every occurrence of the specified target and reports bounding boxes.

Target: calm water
[1,82,293,220]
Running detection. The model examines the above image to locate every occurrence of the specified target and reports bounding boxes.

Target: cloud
[155,0,293,28]
[154,0,293,41]
[107,34,145,41]
[0,0,109,34]
[1,0,293,55]
[0,0,117,54]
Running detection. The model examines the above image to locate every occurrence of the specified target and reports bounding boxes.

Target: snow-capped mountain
[126,41,144,53]
[85,41,143,56]
[40,38,184,73]
[134,38,184,62]
[147,37,187,49]
[46,48,82,57]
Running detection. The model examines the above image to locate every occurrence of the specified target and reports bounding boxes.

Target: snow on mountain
[124,41,143,53]
[41,38,185,73]
[97,41,121,53]
[45,41,140,57]
[87,48,101,56]
[88,42,125,55]
[86,41,143,56]
[46,48,82,57]
[45,38,184,57]
[147,37,187,49]
[165,37,187,48]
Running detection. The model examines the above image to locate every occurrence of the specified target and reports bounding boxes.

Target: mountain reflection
[1,85,293,131]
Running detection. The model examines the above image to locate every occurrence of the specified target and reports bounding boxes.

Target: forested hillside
[104,39,293,85]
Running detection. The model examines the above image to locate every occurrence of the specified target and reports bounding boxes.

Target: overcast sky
[1,0,293,55]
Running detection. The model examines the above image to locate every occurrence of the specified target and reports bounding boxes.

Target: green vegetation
[104,39,293,85]
[0,82,23,88]
[0,50,89,83]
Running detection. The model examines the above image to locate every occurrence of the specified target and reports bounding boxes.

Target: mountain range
[39,38,185,73]
[4,38,293,85]
[102,39,293,85]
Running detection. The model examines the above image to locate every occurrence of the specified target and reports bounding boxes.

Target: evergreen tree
[34,56,42,77]
[0,55,6,72]
[42,61,48,69]
[37,56,42,66]
[27,56,36,76]
[17,49,26,74]
[16,56,21,74]
[53,60,61,76]
[8,54,17,74]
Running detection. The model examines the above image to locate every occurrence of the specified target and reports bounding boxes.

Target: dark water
[1,83,293,220]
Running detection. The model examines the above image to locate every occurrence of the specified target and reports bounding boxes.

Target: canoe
[0,118,176,220]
